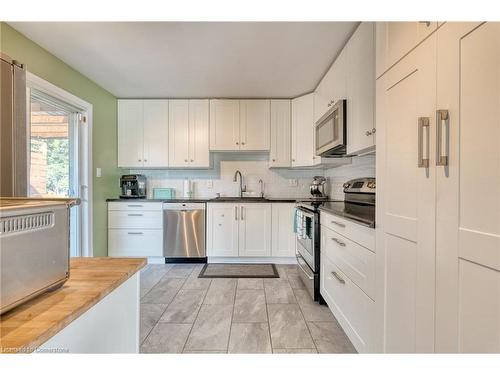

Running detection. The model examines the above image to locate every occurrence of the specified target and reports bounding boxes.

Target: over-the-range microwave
[315,99,347,157]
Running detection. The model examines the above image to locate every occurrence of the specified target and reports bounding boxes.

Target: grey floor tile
[307,322,356,353]
[182,277,212,290]
[237,278,264,290]
[184,304,233,351]
[293,289,335,322]
[276,264,299,277]
[140,303,168,343]
[164,264,196,278]
[264,279,296,304]
[228,323,272,353]
[267,304,315,349]
[160,289,206,323]
[183,350,227,354]
[203,278,237,305]
[273,348,318,354]
[140,323,192,353]
[233,289,267,323]
[140,264,173,290]
[141,277,185,304]
[287,274,306,290]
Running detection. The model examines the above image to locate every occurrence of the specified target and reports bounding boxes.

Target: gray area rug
[198,263,279,278]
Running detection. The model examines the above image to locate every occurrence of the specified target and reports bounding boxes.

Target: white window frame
[26,72,94,257]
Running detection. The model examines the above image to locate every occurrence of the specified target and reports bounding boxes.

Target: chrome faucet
[259,179,264,198]
[233,170,246,198]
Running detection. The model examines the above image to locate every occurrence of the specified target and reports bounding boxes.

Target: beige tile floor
[139,263,356,354]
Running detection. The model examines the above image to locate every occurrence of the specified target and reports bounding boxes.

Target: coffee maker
[310,176,327,198]
[120,174,147,198]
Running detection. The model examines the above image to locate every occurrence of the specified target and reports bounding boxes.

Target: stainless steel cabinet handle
[331,271,345,284]
[190,159,194,162]
[419,21,431,27]
[331,238,346,247]
[236,142,239,145]
[127,204,143,207]
[240,206,244,220]
[235,206,238,220]
[185,159,188,162]
[272,159,276,162]
[418,117,430,168]
[127,213,143,216]
[436,109,449,166]
[331,220,345,228]
[144,159,147,162]
[241,142,245,145]
[138,159,142,162]
[371,128,376,134]
[365,130,372,136]
[127,232,143,235]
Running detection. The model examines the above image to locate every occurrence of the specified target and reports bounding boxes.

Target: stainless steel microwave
[315,99,347,156]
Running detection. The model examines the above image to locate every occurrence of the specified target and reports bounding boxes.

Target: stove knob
[343,183,350,189]
[367,182,376,189]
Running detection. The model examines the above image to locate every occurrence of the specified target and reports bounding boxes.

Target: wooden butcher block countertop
[0,257,146,353]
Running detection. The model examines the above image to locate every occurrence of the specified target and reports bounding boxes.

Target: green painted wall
[0,22,119,257]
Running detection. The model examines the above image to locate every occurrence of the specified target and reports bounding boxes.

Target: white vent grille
[0,212,54,235]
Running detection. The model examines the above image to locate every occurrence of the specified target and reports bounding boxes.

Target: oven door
[295,207,315,270]
[315,99,346,156]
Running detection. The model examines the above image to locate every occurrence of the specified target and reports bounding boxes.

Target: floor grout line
[225,281,238,354]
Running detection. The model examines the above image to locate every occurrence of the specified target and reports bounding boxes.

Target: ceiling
[9,22,359,98]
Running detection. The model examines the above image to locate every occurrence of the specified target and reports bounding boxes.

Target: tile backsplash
[128,153,375,200]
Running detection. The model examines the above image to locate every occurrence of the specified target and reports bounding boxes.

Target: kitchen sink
[210,196,269,202]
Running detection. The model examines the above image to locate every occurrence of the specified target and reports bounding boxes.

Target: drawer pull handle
[331,238,346,247]
[127,232,143,235]
[128,205,143,207]
[331,271,345,284]
[127,213,143,216]
[331,220,345,228]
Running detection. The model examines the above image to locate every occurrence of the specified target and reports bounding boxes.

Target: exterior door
[377,33,437,352]
[238,204,272,257]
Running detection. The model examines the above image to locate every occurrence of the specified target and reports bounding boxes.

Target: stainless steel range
[294,177,375,303]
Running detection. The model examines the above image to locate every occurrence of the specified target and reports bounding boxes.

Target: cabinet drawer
[321,254,374,353]
[108,202,163,211]
[108,211,162,229]
[108,229,163,257]
[320,211,375,251]
[321,225,375,299]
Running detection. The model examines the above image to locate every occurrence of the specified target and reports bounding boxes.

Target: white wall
[128,153,375,200]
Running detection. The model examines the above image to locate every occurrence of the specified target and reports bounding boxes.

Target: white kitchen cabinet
[269,100,291,167]
[209,99,240,151]
[169,99,210,168]
[271,203,296,258]
[206,203,239,257]
[238,203,272,257]
[376,21,437,78]
[376,33,437,353]
[117,99,168,168]
[291,93,316,167]
[117,100,144,168]
[239,100,271,151]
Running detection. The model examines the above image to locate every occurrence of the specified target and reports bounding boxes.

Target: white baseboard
[207,257,297,264]
[147,257,166,264]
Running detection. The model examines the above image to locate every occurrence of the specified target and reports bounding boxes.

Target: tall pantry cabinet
[376,22,499,353]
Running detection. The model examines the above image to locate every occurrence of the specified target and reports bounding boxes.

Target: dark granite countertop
[319,201,375,228]
[106,197,301,203]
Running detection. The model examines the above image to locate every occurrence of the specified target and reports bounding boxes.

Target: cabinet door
[291,93,315,167]
[168,99,190,167]
[269,100,291,167]
[206,203,239,257]
[435,22,500,352]
[209,99,240,151]
[314,67,335,123]
[271,203,296,257]
[376,22,437,78]
[347,22,376,155]
[188,99,210,167]
[377,34,437,352]
[143,100,169,167]
[238,204,272,257]
[239,100,270,151]
[117,100,143,168]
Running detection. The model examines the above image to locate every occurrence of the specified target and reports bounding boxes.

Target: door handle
[418,116,430,168]
[331,238,346,247]
[127,213,143,217]
[235,206,238,221]
[331,271,345,284]
[436,109,449,166]
[331,220,345,228]
[127,232,143,235]
[240,206,244,220]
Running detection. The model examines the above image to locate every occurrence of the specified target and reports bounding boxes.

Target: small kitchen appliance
[315,99,347,157]
[309,176,328,198]
[119,174,147,199]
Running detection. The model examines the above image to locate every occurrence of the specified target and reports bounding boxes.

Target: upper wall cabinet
[169,99,210,168]
[209,99,270,151]
[118,99,169,168]
[269,99,291,168]
[376,21,437,78]
[291,93,316,167]
[314,22,376,156]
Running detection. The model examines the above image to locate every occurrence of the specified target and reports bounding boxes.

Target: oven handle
[296,254,314,280]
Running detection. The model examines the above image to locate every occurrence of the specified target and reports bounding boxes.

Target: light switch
[289,179,298,187]
[96,167,102,178]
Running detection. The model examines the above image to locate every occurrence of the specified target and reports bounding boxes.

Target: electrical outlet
[207,180,213,189]
[289,179,298,187]
[96,167,102,178]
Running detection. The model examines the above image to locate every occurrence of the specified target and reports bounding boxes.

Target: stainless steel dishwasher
[163,202,206,261]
